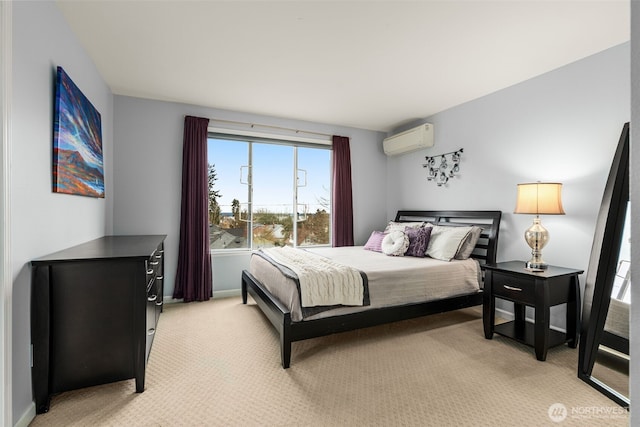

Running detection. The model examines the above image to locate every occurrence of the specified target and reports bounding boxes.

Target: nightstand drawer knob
[503,285,523,292]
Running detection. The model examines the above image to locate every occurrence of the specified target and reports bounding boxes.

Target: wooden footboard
[243,269,483,368]
[242,209,501,369]
[601,330,630,355]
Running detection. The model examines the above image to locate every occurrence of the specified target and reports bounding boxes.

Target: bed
[241,210,502,368]
[603,297,630,354]
[602,259,630,355]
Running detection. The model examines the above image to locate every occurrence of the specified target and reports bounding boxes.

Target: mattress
[249,246,482,322]
[604,297,629,340]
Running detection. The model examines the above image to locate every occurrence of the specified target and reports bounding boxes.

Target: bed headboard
[394,210,502,265]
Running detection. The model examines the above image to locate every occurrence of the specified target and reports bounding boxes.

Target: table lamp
[514,182,565,270]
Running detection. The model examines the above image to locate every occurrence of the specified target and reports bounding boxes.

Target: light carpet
[30,297,629,426]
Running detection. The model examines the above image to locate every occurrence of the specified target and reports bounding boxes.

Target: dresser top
[32,235,166,264]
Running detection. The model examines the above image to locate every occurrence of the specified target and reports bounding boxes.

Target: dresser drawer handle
[503,285,523,292]
[147,269,154,275]
[156,276,164,280]
[148,294,157,302]
[148,328,155,336]
[150,261,159,266]
[155,254,162,259]
[156,300,163,307]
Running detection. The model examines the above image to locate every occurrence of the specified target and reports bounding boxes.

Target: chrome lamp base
[525,259,548,270]
[524,216,549,271]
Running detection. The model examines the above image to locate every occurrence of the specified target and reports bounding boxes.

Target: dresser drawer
[491,272,535,305]
[146,257,160,276]
[152,249,163,266]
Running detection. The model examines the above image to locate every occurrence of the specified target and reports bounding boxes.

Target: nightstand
[482,261,583,361]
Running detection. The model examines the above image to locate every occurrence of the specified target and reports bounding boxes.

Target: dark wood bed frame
[241,210,502,368]
[601,330,629,355]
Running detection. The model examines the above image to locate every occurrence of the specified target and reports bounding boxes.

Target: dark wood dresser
[31,235,166,413]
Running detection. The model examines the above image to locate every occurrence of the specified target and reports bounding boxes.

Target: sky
[208,138,331,216]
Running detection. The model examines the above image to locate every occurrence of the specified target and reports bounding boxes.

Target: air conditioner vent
[383,124,434,156]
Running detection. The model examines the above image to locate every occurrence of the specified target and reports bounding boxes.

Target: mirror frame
[578,122,630,407]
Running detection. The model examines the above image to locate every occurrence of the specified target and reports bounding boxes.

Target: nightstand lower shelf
[494,321,568,349]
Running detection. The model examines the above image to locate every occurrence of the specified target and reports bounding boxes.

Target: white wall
[387,43,630,330]
[1,2,11,425]
[113,96,387,297]
[630,1,639,423]
[11,2,113,424]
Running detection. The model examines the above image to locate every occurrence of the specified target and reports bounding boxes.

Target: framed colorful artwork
[53,66,104,197]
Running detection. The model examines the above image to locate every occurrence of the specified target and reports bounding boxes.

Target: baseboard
[15,402,35,427]
[495,307,514,321]
[495,307,567,333]
[164,295,179,304]
[163,289,241,305]
[213,289,242,299]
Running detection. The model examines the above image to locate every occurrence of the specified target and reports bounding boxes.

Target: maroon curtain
[332,135,354,247]
[174,116,212,302]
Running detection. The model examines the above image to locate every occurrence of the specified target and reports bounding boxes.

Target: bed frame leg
[281,339,291,369]
[281,314,292,368]
[241,274,248,304]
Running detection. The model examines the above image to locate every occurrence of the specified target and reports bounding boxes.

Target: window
[208,134,331,250]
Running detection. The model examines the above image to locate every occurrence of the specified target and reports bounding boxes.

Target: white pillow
[454,226,483,260]
[384,221,424,233]
[381,231,409,256]
[426,226,473,261]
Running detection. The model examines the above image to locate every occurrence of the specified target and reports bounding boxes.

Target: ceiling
[56,1,630,133]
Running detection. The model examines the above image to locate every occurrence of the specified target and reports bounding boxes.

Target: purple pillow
[404,226,432,257]
[364,231,387,252]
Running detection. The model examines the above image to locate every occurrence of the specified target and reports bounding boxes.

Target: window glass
[252,143,293,248]
[208,138,249,250]
[297,147,331,246]
[208,136,331,250]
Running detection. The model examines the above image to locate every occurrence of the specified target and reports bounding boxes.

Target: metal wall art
[423,148,463,186]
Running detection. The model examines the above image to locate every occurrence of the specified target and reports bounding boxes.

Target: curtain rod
[209,118,333,139]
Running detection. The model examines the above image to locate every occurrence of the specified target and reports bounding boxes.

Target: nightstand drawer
[491,273,535,304]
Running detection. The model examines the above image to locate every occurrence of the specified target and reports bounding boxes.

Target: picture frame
[52,66,104,198]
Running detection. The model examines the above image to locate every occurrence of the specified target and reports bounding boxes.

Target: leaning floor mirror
[578,122,630,408]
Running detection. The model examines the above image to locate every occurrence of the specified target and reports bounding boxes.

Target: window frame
[207,128,332,252]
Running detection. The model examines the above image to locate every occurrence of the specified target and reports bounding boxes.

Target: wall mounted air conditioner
[383,123,434,156]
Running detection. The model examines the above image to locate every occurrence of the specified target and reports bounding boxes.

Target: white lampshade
[514,182,565,215]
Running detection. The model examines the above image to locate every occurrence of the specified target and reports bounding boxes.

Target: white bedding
[260,246,364,307]
[605,297,629,339]
[249,246,482,322]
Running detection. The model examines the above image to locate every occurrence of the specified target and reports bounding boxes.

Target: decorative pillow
[384,221,424,233]
[381,231,409,256]
[363,231,387,252]
[404,226,432,257]
[454,226,483,260]
[426,226,473,261]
